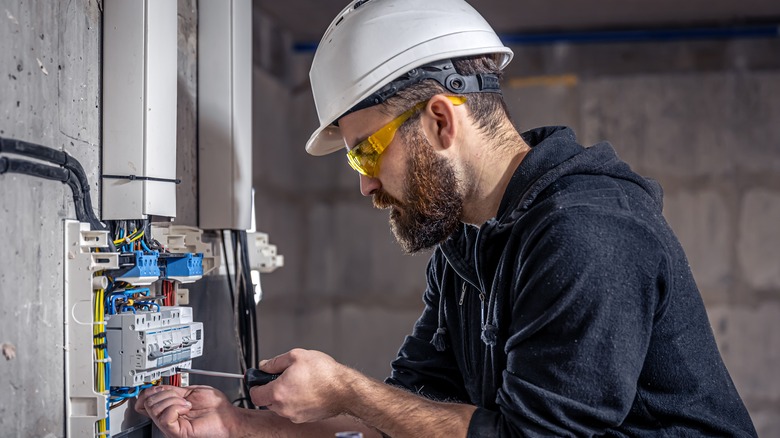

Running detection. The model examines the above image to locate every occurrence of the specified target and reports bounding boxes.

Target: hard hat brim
[306,125,345,156]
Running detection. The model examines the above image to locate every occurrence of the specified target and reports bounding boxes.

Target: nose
[359,174,381,196]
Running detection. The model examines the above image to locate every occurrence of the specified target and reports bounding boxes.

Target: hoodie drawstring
[480,288,498,347]
[431,286,448,352]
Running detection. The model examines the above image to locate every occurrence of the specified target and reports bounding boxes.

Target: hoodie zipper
[459,281,481,379]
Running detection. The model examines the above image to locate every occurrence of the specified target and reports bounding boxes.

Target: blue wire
[105,360,112,433]
[108,289,152,314]
[140,239,151,252]
[110,386,141,399]
[105,357,111,394]
[135,301,160,312]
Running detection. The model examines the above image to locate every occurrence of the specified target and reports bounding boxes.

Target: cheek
[377,143,408,196]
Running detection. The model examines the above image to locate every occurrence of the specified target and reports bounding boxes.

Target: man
[137,0,757,436]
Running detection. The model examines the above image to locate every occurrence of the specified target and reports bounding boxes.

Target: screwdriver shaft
[176,367,244,380]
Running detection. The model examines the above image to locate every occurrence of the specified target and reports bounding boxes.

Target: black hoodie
[385,127,756,437]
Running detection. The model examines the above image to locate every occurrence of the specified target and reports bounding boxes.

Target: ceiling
[255,0,780,44]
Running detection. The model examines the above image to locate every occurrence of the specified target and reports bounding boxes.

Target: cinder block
[737,189,780,289]
[252,192,306,300]
[334,304,424,380]
[581,74,737,178]
[304,202,341,296]
[729,72,780,174]
[257,300,305,359]
[305,200,430,299]
[707,304,780,402]
[504,81,582,135]
[253,67,295,190]
[663,190,732,303]
[295,305,338,356]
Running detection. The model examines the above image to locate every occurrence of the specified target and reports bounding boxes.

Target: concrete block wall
[252,38,780,434]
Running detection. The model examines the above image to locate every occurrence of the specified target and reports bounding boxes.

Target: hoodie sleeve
[469,207,669,437]
[385,251,471,403]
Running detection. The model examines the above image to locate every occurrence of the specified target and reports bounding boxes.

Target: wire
[222,230,261,409]
[93,285,109,434]
[109,398,129,411]
[0,136,106,230]
[0,156,93,224]
[113,230,144,246]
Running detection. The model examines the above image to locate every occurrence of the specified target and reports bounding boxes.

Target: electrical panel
[64,219,285,437]
[64,221,207,437]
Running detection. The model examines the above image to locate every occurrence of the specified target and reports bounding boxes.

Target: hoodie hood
[434,126,663,351]
[442,126,662,284]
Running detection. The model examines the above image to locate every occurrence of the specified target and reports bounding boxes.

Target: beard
[372,124,463,254]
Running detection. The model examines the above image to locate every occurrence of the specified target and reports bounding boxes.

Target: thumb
[258,349,298,374]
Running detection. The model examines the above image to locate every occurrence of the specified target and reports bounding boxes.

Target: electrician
[136,0,756,436]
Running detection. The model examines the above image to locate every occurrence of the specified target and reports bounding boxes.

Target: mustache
[372,189,402,210]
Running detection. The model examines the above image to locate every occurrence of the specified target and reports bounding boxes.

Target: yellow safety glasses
[346,95,467,177]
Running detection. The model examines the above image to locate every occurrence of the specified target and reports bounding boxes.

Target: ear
[420,94,460,153]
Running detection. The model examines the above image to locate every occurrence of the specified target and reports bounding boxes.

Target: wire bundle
[108,220,165,253]
[105,287,160,315]
[0,136,105,231]
[224,230,260,408]
[93,286,110,435]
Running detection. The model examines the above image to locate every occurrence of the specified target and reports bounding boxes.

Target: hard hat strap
[336,59,501,124]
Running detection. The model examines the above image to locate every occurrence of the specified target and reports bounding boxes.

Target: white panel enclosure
[102,0,178,219]
[198,0,253,230]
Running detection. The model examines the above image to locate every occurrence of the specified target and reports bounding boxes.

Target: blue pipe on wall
[292,23,780,53]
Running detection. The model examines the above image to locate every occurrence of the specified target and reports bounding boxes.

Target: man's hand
[250,349,351,423]
[136,385,238,438]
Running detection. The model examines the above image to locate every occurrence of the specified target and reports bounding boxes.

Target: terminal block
[113,251,161,285]
[159,252,204,283]
[106,306,203,387]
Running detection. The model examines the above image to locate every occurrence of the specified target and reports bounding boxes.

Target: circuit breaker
[106,308,203,387]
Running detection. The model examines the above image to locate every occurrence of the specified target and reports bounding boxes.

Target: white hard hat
[306,0,513,156]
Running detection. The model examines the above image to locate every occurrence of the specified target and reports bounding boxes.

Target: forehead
[338,105,392,149]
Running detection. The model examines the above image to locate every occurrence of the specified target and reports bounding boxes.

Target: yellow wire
[94,287,107,434]
[113,230,144,245]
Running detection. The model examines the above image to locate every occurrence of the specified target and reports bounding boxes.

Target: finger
[249,383,277,409]
[154,402,193,437]
[259,349,300,373]
[136,385,172,415]
[145,389,193,420]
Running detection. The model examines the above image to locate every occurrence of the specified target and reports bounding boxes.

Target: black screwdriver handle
[245,368,281,387]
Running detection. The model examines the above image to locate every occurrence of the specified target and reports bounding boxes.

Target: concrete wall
[0,1,101,435]
[252,38,780,435]
[0,1,199,435]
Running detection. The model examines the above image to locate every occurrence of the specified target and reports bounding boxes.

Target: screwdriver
[176,367,280,387]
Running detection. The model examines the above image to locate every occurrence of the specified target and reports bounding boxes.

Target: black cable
[227,229,263,409]
[0,136,105,230]
[223,230,254,408]
[0,156,91,223]
[239,231,259,367]
[223,231,236,311]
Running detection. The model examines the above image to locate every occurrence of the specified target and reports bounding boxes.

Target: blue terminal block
[160,253,204,283]
[115,251,161,285]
